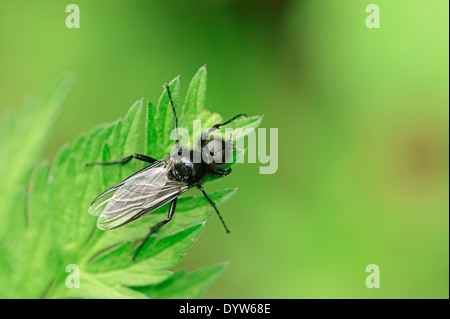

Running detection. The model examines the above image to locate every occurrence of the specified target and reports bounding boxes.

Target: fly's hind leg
[197,184,230,233]
[86,154,157,166]
[132,198,177,261]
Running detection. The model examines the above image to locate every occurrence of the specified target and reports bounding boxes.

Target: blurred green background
[0,0,448,298]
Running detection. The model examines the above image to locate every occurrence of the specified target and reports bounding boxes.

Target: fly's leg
[132,198,177,261]
[86,154,157,166]
[209,166,232,176]
[197,184,230,233]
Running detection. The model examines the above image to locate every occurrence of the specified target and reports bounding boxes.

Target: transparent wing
[89,157,189,230]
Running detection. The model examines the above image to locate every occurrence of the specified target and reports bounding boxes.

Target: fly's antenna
[163,83,181,154]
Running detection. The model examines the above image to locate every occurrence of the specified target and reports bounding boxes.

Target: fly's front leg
[132,198,177,261]
[86,153,157,166]
[209,166,232,176]
[200,113,247,148]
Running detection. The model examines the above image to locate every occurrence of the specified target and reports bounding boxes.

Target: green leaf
[0,76,74,236]
[134,263,227,299]
[0,67,262,299]
[181,65,207,125]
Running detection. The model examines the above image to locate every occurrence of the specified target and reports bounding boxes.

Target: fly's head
[201,136,233,167]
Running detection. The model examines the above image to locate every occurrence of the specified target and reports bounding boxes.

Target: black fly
[87,83,246,260]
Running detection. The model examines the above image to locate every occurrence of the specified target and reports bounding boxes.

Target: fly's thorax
[169,150,207,185]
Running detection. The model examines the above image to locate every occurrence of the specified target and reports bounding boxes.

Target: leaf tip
[58,73,77,87]
[217,261,229,270]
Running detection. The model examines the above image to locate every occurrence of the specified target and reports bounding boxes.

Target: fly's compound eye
[203,137,232,164]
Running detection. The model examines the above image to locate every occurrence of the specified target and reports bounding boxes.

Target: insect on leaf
[0,67,262,298]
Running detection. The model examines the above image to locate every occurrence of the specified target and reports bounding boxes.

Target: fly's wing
[89,158,189,230]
